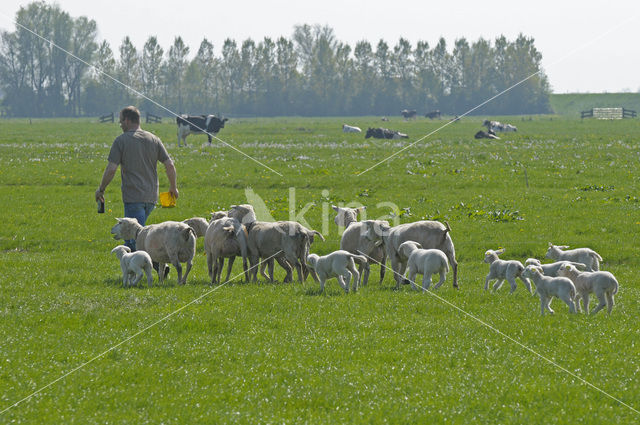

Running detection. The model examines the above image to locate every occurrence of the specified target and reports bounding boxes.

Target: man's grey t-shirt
[107,129,170,203]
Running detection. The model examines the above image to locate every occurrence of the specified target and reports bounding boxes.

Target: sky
[0,0,639,94]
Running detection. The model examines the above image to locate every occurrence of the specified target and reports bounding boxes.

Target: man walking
[95,106,178,252]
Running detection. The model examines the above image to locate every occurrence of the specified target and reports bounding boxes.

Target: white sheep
[332,205,386,286]
[363,220,458,289]
[399,241,449,291]
[522,265,576,315]
[228,204,324,283]
[110,245,153,287]
[204,217,249,284]
[524,258,586,277]
[545,243,602,271]
[483,248,533,294]
[110,218,196,285]
[557,264,619,315]
[342,124,362,133]
[182,217,209,238]
[306,250,367,293]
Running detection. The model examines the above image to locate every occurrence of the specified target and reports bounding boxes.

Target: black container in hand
[97,200,105,213]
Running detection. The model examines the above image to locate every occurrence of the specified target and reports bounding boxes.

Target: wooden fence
[99,112,114,123]
[581,107,637,119]
[146,112,162,124]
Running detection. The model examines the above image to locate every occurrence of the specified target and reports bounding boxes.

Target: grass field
[1,115,639,424]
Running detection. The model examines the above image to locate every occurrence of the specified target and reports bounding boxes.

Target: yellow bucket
[159,191,176,208]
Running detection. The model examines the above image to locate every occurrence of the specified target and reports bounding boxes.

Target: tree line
[0,2,552,118]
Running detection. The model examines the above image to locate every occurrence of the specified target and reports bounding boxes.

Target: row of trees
[0,2,552,117]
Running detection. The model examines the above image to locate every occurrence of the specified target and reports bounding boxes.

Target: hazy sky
[1,0,639,94]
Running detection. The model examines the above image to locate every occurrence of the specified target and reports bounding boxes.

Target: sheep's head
[210,211,228,222]
[110,245,131,259]
[362,220,390,242]
[182,217,209,238]
[398,241,421,260]
[557,263,579,279]
[111,218,142,240]
[306,254,319,269]
[546,243,570,259]
[332,205,365,228]
[483,248,504,264]
[522,265,543,280]
[228,204,256,225]
[525,258,541,267]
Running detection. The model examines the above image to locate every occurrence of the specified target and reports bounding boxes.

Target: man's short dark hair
[120,106,140,124]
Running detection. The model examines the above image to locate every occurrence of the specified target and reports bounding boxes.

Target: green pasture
[1,115,639,424]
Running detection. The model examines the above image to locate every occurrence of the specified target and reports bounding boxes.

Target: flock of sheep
[108,204,618,316]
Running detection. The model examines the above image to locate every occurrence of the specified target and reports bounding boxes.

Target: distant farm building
[581,107,637,119]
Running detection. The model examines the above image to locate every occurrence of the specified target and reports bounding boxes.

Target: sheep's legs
[606,291,615,314]
[590,293,608,315]
[506,276,518,293]
[182,260,192,285]
[433,271,447,290]
[337,273,350,293]
[157,262,166,285]
[347,263,360,292]
[144,264,153,287]
[407,269,419,291]
[492,279,505,292]
[259,260,270,280]
[520,277,533,295]
[484,275,492,291]
[130,271,143,287]
[563,297,576,313]
[224,256,235,283]
[173,261,183,285]
[422,273,433,291]
[360,263,370,286]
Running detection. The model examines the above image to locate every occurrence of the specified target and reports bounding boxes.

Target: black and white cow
[365,127,409,139]
[176,114,228,147]
[425,110,441,120]
[474,130,500,140]
[483,120,517,133]
[401,109,417,120]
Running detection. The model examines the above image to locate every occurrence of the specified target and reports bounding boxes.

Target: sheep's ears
[496,248,505,254]
[548,242,553,247]
[357,206,366,213]
[414,242,423,249]
[332,205,340,212]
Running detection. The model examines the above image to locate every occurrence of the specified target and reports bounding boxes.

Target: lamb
[210,211,228,221]
[399,241,449,291]
[484,249,533,294]
[524,258,586,277]
[557,264,619,315]
[545,243,602,271]
[228,204,324,283]
[110,218,196,285]
[306,251,367,293]
[363,219,458,289]
[110,245,154,287]
[332,205,386,286]
[522,265,576,315]
[182,217,209,238]
[204,217,249,284]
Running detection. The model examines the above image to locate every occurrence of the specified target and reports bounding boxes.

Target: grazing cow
[483,120,517,132]
[365,127,409,140]
[176,114,228,147]
[425,110,441,120]
[342,124,362,133]
[474,130,500,140]
[401,109,417,120]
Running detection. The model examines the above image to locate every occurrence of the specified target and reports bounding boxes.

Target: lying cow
[342,124,362,133]
[483,120,517,132]
[401,109,417,120]
[474,130,500,140]
[425,110,441,120]
[365,127,408,140]
[176,114,228,147]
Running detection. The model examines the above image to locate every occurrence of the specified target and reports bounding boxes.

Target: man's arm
[95,161,118,202]
[163,159,179,199]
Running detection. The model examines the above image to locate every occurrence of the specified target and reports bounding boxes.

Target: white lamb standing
[483,248,533,294]
[522,265,576,315]
[558,264,619,315]
[306,250,367,294]
[399,241,449,291]
[110,245,153,287]
[524,258,586,277]
[545,243,602,272]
